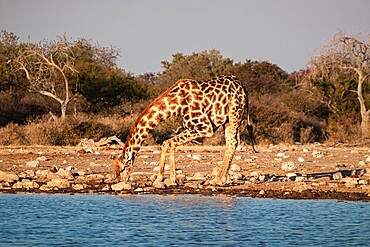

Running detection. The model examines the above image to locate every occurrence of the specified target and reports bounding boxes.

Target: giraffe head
[112,152,135,182]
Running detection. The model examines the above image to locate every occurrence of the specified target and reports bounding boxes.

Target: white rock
[286,173,297,180]
[111,182,132,191]
[312,151,324,158]
[297,157,305,163]
[281,161,298,171]
[191,154,202,160]
[250,171,261,177]
[303,148,309,153]
[0,171,19,182]
[230,164,242,172]
[36,156,49,161]
[26,160,40,167]
[46,178,70,189]
[366,157,370,163]
[234,155,242,161]
[333,172,343,180]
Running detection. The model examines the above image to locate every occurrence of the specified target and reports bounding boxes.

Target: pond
[0,194,369,246]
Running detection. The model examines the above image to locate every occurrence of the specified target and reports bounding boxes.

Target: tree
[157,49,233,92]
[309,32,370,138]
[73,39,149,112]
[13,35,78,119]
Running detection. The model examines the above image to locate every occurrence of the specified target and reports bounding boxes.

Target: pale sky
[1,0,369,74]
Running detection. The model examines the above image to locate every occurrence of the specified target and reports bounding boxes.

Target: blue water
[0,194,369,246]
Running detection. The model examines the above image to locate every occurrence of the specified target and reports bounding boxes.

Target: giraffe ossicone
[113,75,255,186]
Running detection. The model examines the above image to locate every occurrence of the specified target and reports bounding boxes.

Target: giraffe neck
[123,93,180,158]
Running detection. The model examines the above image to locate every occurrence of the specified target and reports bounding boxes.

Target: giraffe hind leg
[154,122,214,187]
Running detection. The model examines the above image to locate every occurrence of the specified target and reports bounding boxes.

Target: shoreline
[1,144,370,202]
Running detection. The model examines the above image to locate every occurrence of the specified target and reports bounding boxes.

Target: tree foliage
[308,32,370,138]
[156,49,233,92]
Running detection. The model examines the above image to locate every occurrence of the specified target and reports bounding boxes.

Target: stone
[286,173,297,180]
[12,180,39,190]
[258,175,267,182]
[333,172,343,180]
[72,184,85,190]
[56,168,72,179]
[36,156,49,161]
[234,155,242,160]
[297,157,305,162]
[0,171,19,182]
[250,171,261,177]
[26,160,40,167]
[111,182,132,191]
[187,172,206,181]
[46,178,70,189]
[230,164,241,172]
[281,161,297,171]
[312,151,324,158]
[176,174,186,185]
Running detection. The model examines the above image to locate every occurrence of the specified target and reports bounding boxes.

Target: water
[0,194,369,246]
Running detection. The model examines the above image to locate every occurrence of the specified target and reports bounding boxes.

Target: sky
[1,0,369,75]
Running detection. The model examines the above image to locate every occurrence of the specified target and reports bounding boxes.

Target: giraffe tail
[245,91,257,153]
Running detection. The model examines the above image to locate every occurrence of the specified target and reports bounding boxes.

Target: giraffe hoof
[209,178,225,186]
[153,180,166,189]
[164,178,177,188]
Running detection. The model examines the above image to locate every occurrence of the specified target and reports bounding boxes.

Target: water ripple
[0,194,369,246]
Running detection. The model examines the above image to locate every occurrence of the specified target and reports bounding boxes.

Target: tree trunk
[360,112,369,139]
[61,101,67,119]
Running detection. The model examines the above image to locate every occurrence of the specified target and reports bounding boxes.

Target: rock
[36,156,49,161]
[66,166,76,171]
[297,157,305,163]
[259,190,265,195]
[366,157,370,163]
[312,151,324,158]
[333,172,343,180]
[176,174,186,185]
[295,176,306,182]
[234,155,242,160]
[258,175,267,182]
[26,160,40,167]
[12,180,39,190]
[250,171,261,177]
[111,182,132,191]
[72,184,85,190]
[56,168,72,179]
[286,173,297,180]
[187,172,206,181]
[191,154,202,160]
[0,171,19,182]
[230,164,241,172]
[39,185,53,191]
[281,161,297,171]
[277,153,289,158]
[46,178,70,189]
[231,173,244,181]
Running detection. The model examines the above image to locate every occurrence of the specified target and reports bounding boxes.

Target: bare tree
[309,32,370,138]
[13,35,78,119]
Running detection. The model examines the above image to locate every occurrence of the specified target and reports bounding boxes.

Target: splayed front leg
[210,125,238,186]
[153,141,170,188]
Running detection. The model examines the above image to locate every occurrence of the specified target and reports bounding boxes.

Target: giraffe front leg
[210,125,238,186]
[153,141,169,188]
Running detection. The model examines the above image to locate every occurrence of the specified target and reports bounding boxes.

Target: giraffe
[113,75,255,187]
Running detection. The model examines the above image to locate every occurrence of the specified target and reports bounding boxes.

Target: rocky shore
[0,144,370,201]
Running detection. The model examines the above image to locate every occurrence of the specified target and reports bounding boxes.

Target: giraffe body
[113,75,254,186]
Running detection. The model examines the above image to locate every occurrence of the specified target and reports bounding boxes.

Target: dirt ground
[0,143,370,201]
